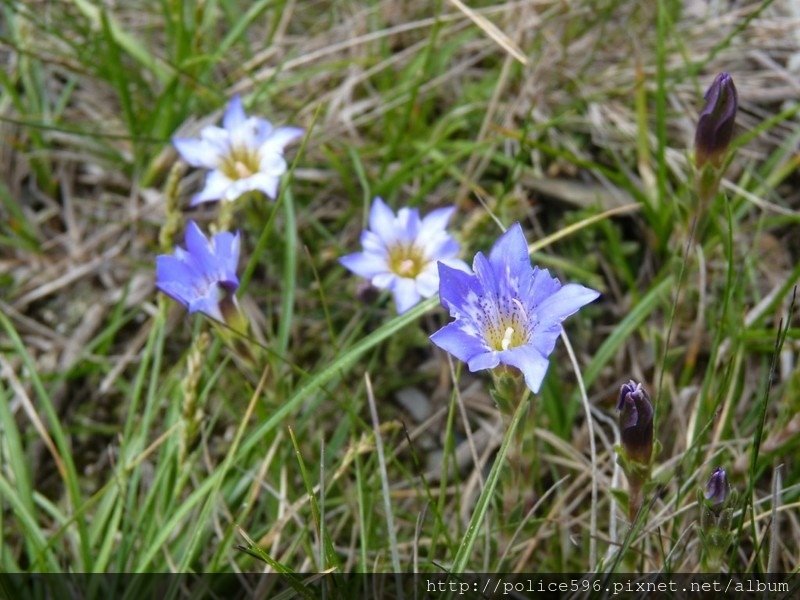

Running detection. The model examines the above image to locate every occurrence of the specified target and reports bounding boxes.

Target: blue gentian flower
[173,95,304,205]
[430,223,599,393]
[339,197,468,314]
[156,220,241,322]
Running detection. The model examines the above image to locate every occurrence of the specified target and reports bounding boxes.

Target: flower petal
[173,137,222,169]
[222,173,281,201]
[391,277,421,313]
[211,231,241,284]
[419,206,456,237]
[536,283,600,324]
[191,170,233,205]
[488,223,533,296]
[395,207,421,243]
[468,351,500,372]
[258,152,288,179]
[339,252,388,279]
[360,230,388,256]
[423,236,459,260]
[472,253,498,296]
[188,295,224,322]
[155,255,195,305]
[488,223,529,274]
[368,197,397,243]
[437,261,481,314]
[260,126,305,154]
[524,267,561,306]
[430,322,487,364]
[254,174,281,200]
[222,95,248,130]
[183,221,215,268]
[438,257,470,272]
[371,272,397,289]
[530,321,562,360]
[414,265,439,298]
[229,116,265,150]
[252,118,275,145]
[499,344,551,393]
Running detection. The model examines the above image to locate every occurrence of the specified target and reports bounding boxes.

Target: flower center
[220,145,261,180]
[387,244,426,278]
[483,298,530,351]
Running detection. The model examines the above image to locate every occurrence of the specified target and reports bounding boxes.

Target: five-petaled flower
[173,95,304,205]
[430,223,599,393]
[339,197,468,314]
[156,220,241,323]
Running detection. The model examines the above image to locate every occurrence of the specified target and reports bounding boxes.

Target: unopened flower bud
[617,380,653,465]
[355,281,381,304]
[705,467,729,507]
[694,72,737,169]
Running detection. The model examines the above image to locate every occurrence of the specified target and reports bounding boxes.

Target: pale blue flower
[173,95,303,205]
[430,223,599,393]
[156,221,240,322]
[339,197,468,314]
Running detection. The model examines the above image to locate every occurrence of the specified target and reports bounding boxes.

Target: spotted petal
[430,221,600,394]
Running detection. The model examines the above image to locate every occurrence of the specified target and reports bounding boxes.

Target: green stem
[451,393,529,572]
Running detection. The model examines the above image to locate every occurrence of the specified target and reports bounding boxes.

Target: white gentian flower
[339,197,468,314]
[173,95,303,205]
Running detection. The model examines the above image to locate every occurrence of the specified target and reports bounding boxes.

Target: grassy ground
[1,0,799,576]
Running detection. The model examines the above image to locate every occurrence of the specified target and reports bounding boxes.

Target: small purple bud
[705,467,729,507]
[694,72,738,169]
[355,280,381,305]
[617,380,653,465]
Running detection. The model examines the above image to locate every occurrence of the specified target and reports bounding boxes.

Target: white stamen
[512,297,527,318]
[501,326,514,350]
[399,258,415,276]
[234,161,251,178]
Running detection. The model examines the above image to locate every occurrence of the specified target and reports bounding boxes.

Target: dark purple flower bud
[694,72,737,169]
[617,380,653,465]
[705,467,729,507]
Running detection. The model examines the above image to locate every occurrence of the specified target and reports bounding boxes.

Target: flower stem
[451,393,529,573]
[628,479,644,523]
